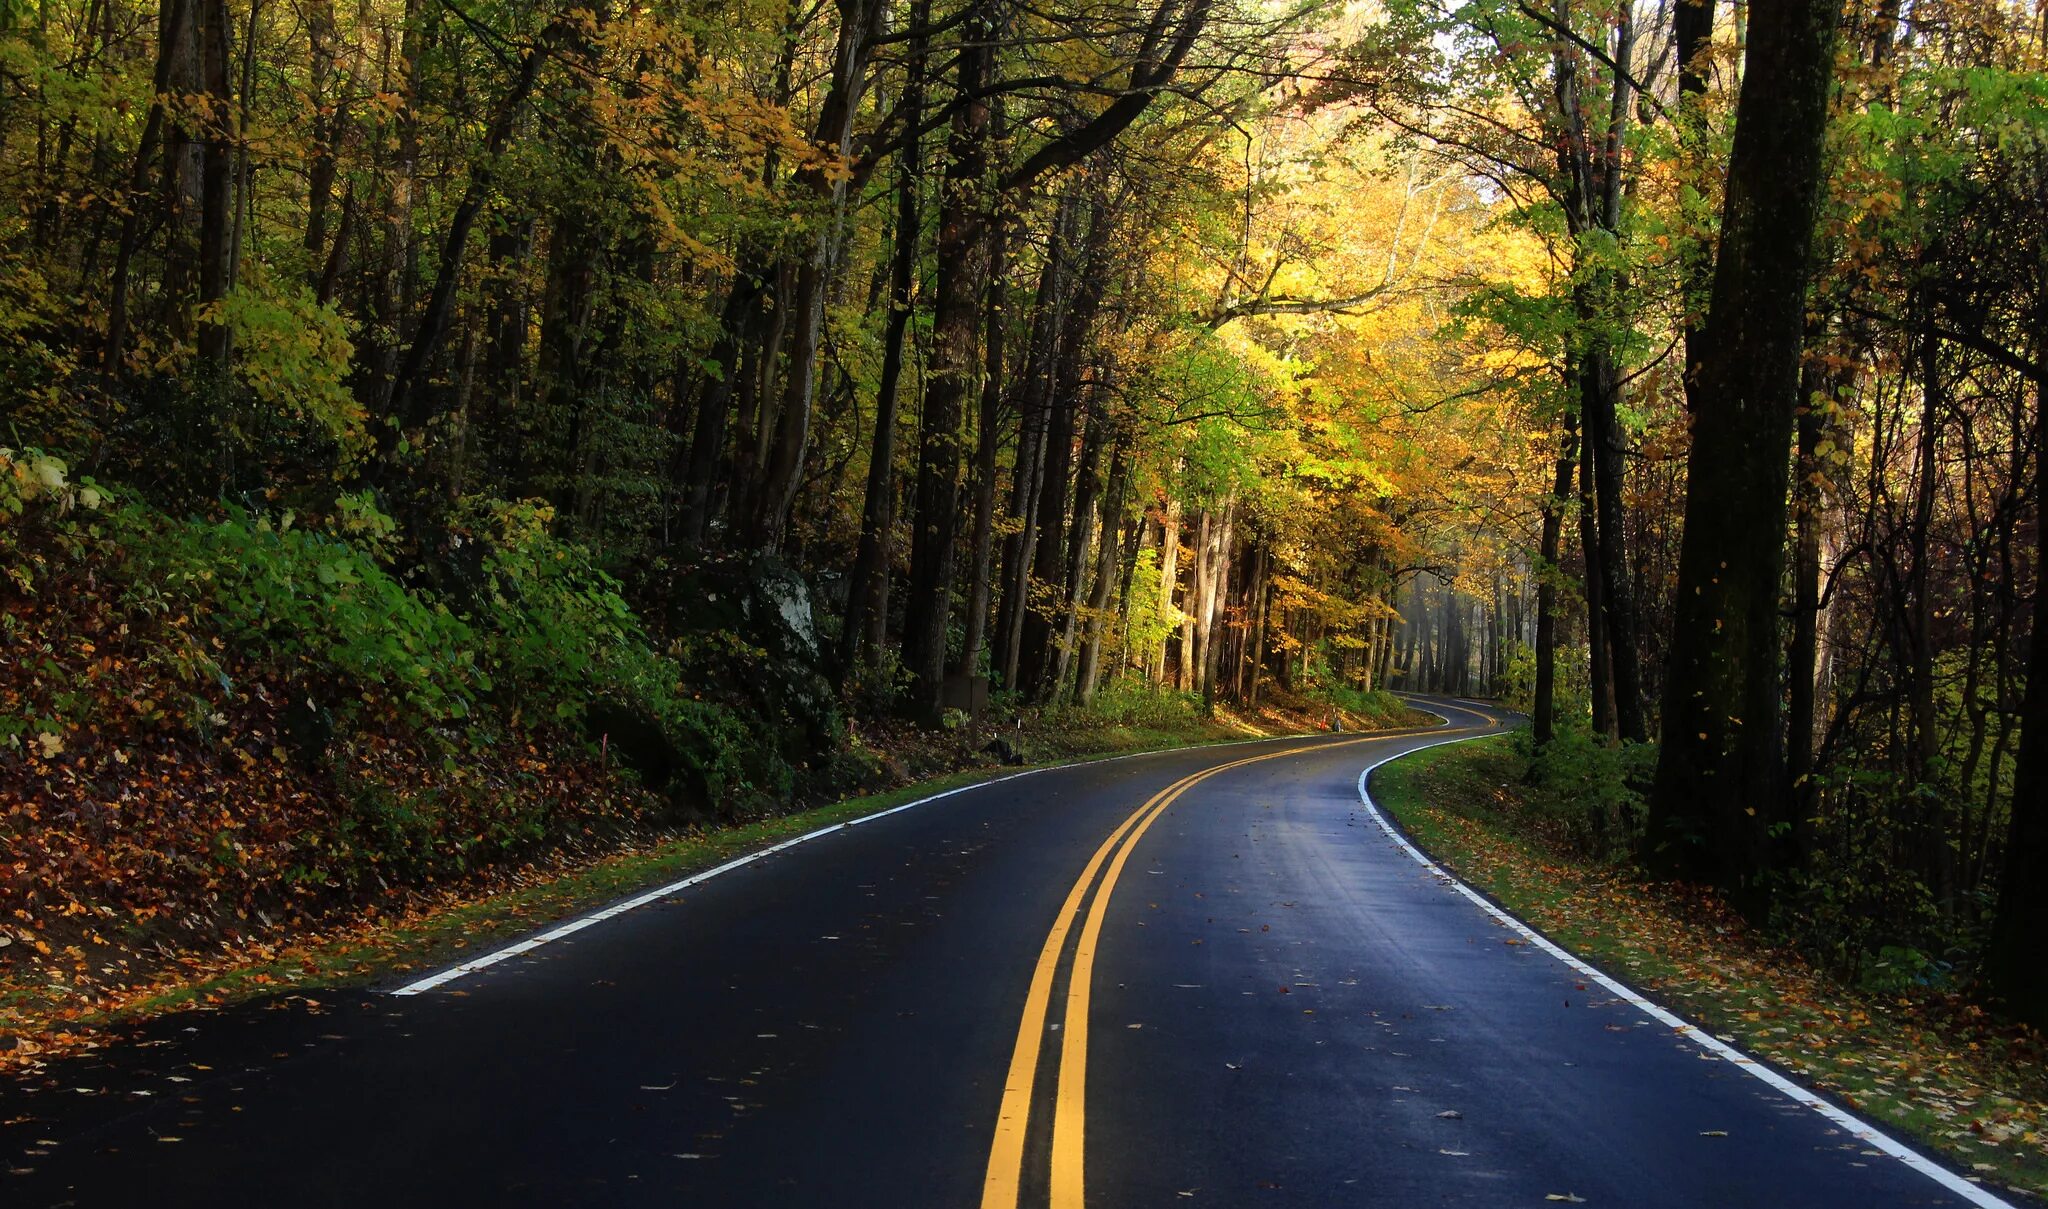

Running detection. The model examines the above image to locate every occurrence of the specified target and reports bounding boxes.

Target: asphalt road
[1,697,1996,1207]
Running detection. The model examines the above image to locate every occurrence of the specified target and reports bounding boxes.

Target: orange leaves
[0,566,661,1072]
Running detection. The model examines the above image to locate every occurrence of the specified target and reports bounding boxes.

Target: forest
[0,0,2044,1029]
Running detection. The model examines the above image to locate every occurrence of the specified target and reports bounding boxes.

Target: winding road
[2,698,2000,1206]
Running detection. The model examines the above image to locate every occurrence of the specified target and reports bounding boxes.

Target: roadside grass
[1,701,1409,1070]
[1371,735,2048,1203]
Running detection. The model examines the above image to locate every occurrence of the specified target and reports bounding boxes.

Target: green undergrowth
[1372,735,2048,1202]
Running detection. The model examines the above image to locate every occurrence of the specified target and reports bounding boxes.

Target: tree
[1647,0,1843,909]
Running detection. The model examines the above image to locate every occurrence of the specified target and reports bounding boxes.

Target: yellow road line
[983,736,1378,1209]
[979,764,1211,1208]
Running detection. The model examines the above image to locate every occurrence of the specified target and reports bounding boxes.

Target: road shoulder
[1369,734,2048,1204]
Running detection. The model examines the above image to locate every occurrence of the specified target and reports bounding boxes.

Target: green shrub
[1074,678,1204,729]
[456,498,764,809]
[1514,721,1656,861]
[123,503,484,722]
[1779,767,1964,982]
[1316,682,1410,723]
[459,498,637,709]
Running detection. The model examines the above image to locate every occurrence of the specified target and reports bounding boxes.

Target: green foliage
[123,503,485,723]
[198,277,367,462]
[454,499,765,808]
[1780,767,1965,984]
[0,245,80,420]
[1515,722,1657,862]
[1314,682,1410,724]
[1071,677,1204,730]
[1123,546,1180,657]
[461,498,637,708]
[1495,642,1535,713]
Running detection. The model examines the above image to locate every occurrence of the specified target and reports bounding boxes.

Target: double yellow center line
[979,736,1377,1209]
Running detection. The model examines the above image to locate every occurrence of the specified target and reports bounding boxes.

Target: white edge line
[388,722,1424,997]
[1353,728,2018,1209]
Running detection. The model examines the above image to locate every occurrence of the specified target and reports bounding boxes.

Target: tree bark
[746,0,887,550]
[840,4,926,673]
[382,18,558,445]
[1580,409,1616,736]
[193,0,231,362]
[901,3,994,718]
[1649,0,1843,912]
[1987,335,2047,1025]
[1076,434,1131,704]
[954,213,1008,690]
[1534,415,1579,745]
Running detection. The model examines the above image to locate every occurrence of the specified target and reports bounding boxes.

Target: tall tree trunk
[680,270,768,545]
[193,0,231,362]
[1583,347,1647,741]
[382,16,560,450]
[840,14,925,672]
[1150,496,1182,683]
[303,0,341,274]
[1794,346,1859,848]
[955,215,1008,689]
[1580,413,1616,736]
[1986,331,2047,1025]
[994,191,1077,689]
[1534,416,1578,745]
[103,0,191,371]
[1017,200,1108,697]
[1243,545,1271,702]
[1198,500,1235,713]
[157,0,203,341]
[1050,397,1106,699]
[1648,0,1843,914]
[902,5,993,718]
[747,0,886,550]
[1674,0,1715,414]
[1076,434,1131,704]
[1183,510,1210,693]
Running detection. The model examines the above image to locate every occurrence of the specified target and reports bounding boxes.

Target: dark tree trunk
[1076,434,1131,704]
[1674,0,1715,413]
[1583,347,1647,741]
[383,20,560,446]
[1787,359,1827,830]
[1017,201,1108,697]
[1050,396,1106,699]
[993,192,1076,690]
[955,214,1008,689]
[1649,0,1842,913]
[1987,341,2048,1025]
[746,0,886,550]
[680,268,770,546]
[193,0,231,362]
[1534,415,1578,745]
[103,0,191,371]
[840,5,926,673]
[901,6,993,718]
[1580,413,1616,736]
